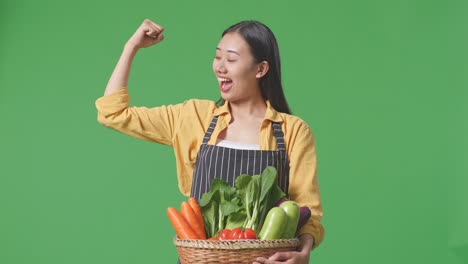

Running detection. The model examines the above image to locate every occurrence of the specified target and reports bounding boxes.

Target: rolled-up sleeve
[95,88,182,146]
[287,121,325,249]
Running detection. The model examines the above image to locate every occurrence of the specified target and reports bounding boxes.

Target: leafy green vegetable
[199,166,286,238]
[201,199,219,238]
[199,179,242,238]
[225,211,247,230]
[239,167,286,233]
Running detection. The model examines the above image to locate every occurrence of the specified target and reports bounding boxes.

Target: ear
[256,61,269,78]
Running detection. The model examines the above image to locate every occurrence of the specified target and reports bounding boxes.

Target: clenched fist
[126,19,165,50]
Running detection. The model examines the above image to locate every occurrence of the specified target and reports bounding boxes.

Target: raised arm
[104,19,164,96]
[96,19,182,145]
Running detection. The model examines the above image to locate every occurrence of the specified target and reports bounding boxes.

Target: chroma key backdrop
[1,0,466,263]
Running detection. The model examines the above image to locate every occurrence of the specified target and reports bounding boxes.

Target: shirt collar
[213,100,283,123]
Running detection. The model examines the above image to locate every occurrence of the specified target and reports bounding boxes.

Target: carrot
[188,197,205,235]
[181,201,206,239]
[166,207,198,239]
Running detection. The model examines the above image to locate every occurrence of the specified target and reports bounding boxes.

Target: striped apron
[190,116,290,199]
[177,116,290,263]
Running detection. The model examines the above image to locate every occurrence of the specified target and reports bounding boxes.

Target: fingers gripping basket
[174,237,300,264]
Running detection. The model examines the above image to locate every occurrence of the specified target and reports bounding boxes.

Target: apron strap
[201,116,218,145]
[272,122,286,152]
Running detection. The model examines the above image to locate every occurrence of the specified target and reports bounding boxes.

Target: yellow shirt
[95,88,324,248]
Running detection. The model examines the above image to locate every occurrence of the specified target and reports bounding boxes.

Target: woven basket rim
[173,237,300,250]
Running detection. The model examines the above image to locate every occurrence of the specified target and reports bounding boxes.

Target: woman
[96,19,324,263]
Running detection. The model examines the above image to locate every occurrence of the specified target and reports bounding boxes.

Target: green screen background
[1,0,466,263]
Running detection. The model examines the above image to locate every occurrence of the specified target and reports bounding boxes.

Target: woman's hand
[126,19,165,50]
[253,234,314,264]
[103,19,164,95]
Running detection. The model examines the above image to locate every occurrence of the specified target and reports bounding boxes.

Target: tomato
[216,228,256,240]
[229,228,257,239]
[218,229,232,240]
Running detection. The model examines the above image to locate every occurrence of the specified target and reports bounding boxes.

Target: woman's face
[213,32,263,102]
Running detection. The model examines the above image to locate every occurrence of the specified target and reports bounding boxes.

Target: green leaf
[235,174,253,216]
[199,189,220,207]
[235,174,252,191]
[201,200,219,238]
[248,176,261,206]
[259,167,278,202]
[270,185,287,207]
[220,200,242,216]
[225,212,247,230]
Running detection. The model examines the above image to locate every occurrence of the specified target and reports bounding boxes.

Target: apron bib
[190,116,290,198]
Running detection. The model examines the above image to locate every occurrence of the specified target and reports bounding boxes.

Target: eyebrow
[216,47,240,56]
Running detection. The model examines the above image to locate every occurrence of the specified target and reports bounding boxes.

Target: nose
[213,58,227,74]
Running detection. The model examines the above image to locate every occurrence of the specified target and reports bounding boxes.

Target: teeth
[218,77,232,82]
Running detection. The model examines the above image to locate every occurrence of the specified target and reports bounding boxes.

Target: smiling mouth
[217,77,232,82]
[218,77,233,92]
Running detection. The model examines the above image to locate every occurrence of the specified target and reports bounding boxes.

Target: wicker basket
[174,237,299,264]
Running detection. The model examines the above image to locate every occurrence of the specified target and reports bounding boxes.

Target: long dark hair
[216,21,292,114]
